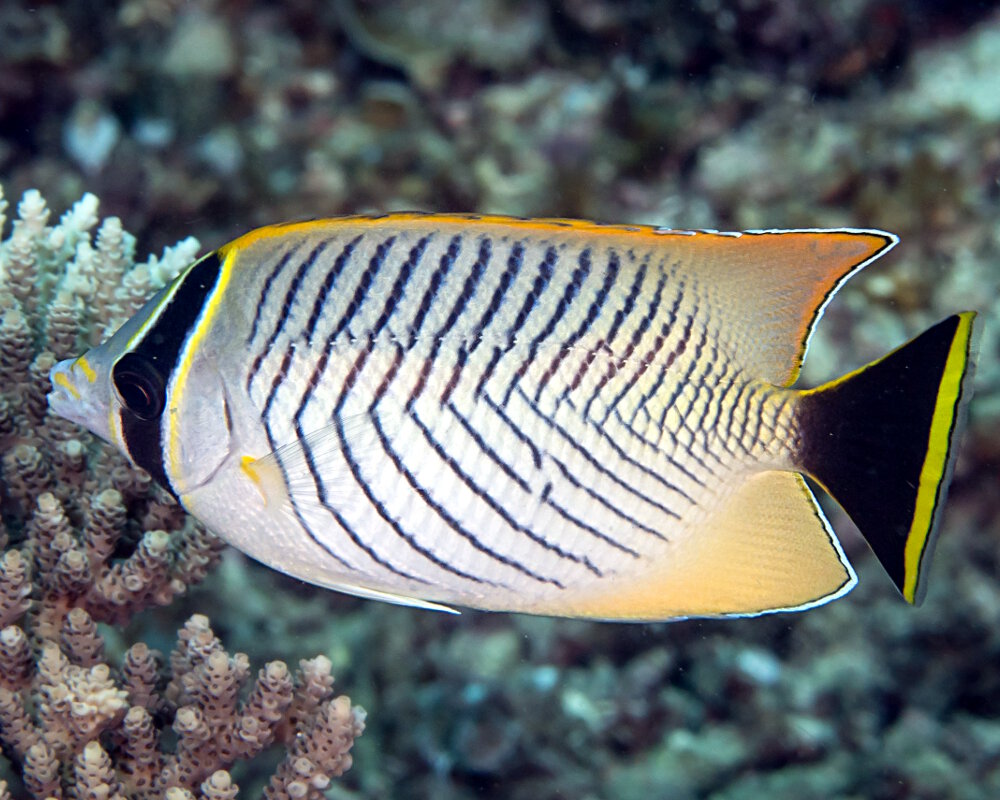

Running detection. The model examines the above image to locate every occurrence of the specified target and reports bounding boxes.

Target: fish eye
[112,353,165,421]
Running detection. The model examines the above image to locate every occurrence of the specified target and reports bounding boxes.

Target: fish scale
[223,224,736,596]
[48,214,978,620]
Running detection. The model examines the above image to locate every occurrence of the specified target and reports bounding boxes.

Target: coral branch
[1,184,364,797]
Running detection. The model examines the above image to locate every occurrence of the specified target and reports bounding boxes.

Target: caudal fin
[795,313,978,604]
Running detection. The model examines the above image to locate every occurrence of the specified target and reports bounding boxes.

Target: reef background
[2,1,999,798]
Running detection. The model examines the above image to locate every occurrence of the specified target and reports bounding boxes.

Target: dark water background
[2,2,999,797]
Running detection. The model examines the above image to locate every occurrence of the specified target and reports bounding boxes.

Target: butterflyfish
[47,215,979,620]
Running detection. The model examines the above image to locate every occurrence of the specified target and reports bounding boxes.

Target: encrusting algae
[0,184,365,799]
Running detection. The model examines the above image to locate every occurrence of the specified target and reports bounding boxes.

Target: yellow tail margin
[902,311,978,602]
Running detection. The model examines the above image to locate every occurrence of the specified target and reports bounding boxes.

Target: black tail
[795,312,978,604]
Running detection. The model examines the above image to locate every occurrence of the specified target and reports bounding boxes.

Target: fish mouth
[47,357,105,435]
[48,359,83,416]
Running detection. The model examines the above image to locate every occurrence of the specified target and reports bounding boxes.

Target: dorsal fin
[220,217,894,386]
[668,229,897,386]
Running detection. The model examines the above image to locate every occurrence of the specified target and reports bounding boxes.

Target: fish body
[48,215,978,620]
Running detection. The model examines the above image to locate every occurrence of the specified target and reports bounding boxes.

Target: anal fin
[555,471,856,620]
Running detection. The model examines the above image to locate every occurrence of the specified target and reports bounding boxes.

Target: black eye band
[112,353,166,421]
[115,250,223,497]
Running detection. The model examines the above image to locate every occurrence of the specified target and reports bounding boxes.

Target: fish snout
[47,356,110,439]
[48,357,83,409]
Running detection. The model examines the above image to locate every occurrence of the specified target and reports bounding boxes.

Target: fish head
[161,340,235,496]
[47,286,171,455]
[48,346,118,446]
[48,276,234,496]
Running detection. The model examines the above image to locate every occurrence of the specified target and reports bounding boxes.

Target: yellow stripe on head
[75,355,97,383]
[53,369,81,399]
[108,404,124,452]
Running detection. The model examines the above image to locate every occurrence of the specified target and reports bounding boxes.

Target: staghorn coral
[0,184,365,798]
[0,606,364,799]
